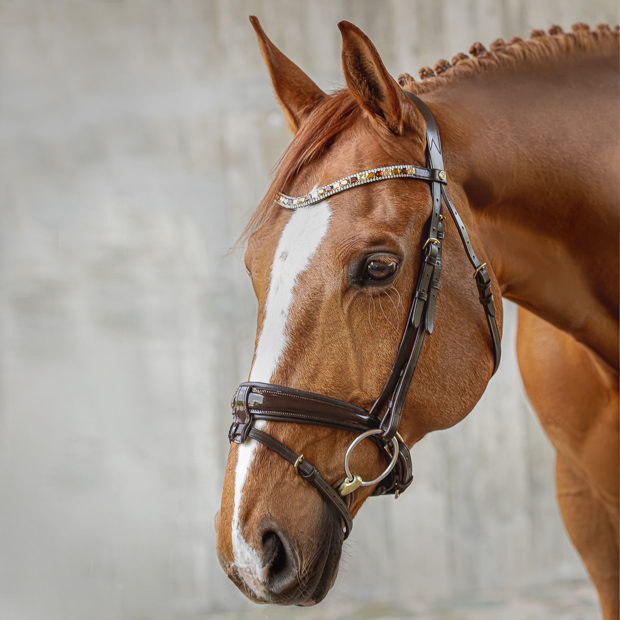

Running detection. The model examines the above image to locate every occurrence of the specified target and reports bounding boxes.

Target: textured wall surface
[0,2,617,620]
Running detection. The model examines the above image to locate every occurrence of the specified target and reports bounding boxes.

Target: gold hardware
[439,214,445,221]
[338,475,363,497]
[473,262,487,278]
[394,488,400,499]
[294,454,304,474]
[438,170,447,181]
[423,238,440,249]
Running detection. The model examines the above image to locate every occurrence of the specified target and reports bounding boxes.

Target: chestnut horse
[215,17,619,618]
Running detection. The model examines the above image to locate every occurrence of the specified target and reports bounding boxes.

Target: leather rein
[229,93,501,540]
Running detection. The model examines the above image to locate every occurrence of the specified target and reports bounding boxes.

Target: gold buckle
[293,454,304,474]
[473,262,487,278]
[423,238,440,249]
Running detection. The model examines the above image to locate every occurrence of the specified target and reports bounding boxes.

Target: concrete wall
[0,2,617,619]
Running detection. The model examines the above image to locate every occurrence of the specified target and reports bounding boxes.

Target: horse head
[215,17,502,606]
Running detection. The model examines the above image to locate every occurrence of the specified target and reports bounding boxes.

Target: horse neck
[424,56,619,370]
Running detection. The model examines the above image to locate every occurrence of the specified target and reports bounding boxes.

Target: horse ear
[250,16,326,134]
[338,21,418,135]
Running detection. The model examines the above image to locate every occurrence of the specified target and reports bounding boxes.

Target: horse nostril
[261,530,287,574]
[260,526,299,594]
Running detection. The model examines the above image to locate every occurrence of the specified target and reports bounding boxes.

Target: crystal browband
[277,164,447,209]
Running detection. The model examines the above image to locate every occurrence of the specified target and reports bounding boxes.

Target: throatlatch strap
[440,185,501,374]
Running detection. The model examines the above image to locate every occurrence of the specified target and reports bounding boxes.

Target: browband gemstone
[277,164,447,209]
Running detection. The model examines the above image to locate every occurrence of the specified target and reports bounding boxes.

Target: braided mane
[398,23,619,92]
[239,23,618,246]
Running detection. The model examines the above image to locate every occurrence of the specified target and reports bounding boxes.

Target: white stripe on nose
[231,202,333,595]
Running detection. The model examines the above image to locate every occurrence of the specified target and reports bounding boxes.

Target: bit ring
[343,429,399,488]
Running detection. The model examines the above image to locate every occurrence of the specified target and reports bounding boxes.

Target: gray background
[1,2,617,619]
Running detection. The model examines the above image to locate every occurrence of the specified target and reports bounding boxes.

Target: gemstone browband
[277,164,447,210]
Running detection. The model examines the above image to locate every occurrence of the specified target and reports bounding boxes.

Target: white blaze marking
[231,202,332,595]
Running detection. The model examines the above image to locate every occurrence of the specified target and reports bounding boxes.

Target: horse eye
[365,258,398,281]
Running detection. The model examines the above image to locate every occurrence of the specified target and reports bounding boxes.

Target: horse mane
[399,23,619,92]
[238,23,618,246]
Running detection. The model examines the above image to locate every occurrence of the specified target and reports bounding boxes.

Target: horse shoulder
[516,306,619,509]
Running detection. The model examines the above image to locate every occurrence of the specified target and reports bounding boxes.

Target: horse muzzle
[215,505,344,605]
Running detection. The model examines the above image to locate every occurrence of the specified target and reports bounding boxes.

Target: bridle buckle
[422,237,440,249]
[230,385,258,443]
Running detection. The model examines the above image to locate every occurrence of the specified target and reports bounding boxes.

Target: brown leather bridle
[228,93,501,540]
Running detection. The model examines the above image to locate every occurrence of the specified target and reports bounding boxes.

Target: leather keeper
[475,269,496,315]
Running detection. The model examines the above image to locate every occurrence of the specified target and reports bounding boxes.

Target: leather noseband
[228,93,501,540]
